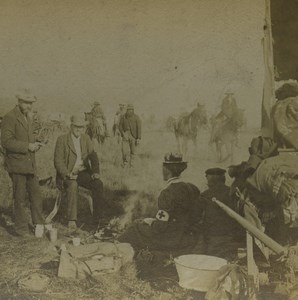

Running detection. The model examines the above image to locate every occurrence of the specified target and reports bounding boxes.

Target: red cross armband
[155,210,169,222]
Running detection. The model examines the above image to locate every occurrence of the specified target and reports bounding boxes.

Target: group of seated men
[1,90,242,261]
[118,153,242,259]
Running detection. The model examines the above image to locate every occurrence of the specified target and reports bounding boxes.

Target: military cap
[127,104,134,110]
[70,114,87,127]
[205,168,226,176]
[92,101,100,106]
[16,88,37,103]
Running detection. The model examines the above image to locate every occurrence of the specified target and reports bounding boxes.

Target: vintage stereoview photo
[0,0,298,299]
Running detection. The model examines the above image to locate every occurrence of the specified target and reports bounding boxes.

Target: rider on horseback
[210,91,239,144]
[91,101,109,137]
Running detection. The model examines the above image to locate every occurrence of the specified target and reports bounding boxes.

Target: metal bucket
[174,254,227,292]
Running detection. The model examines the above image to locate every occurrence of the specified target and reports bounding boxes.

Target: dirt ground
[0,126,276,299]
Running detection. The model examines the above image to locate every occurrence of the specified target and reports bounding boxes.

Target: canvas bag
[58,242,134,279]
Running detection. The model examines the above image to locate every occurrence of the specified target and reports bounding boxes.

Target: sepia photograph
[0,0,298,299]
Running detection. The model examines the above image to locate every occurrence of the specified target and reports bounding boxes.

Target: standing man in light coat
[118,104,142,167]
[1,89,45,237]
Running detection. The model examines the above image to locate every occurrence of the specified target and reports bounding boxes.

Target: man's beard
[19,106,30,116]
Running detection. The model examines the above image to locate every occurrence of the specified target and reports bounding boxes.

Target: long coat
[54,132,99,184]
[118,180,202,252]
[119,113,142,140]
[1,106,36,174]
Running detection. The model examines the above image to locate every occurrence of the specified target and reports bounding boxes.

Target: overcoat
[1,106,36,174]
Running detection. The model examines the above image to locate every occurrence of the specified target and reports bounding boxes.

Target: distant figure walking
[113,104,126,144]
[119,104,141,167]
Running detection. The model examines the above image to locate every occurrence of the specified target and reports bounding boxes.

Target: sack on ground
[58,242,134,279]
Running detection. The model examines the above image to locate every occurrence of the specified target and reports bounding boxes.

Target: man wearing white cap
[1,89,45,237]
[54,114,104,229]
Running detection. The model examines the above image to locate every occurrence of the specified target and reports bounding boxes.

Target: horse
[174,109,208,158]
[84,112,107,151]
[209,108,245,163]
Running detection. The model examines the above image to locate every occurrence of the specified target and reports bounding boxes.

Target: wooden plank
[247,232,259,299]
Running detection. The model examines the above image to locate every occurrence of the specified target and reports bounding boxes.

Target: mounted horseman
[174,102,208,158]
[85,101,109,151]
[209,90,244,163]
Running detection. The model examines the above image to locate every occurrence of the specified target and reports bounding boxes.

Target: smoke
[111,190,157,230]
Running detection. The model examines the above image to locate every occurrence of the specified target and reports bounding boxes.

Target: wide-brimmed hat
[205,168,226,176]
[16,89,37,103]
[163,153,187,164]
[163,153,187,175]
[70,115,87,127]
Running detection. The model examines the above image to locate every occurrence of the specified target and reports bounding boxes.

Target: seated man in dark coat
[118,153,202,255]
[54,115,104,229]
[200,168,242,259]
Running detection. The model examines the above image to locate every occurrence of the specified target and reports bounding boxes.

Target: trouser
[10,173,44,231]
[64,170,104,221]
[122,133,137,166]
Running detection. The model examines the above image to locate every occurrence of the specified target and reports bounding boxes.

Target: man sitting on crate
[54,114,104,229]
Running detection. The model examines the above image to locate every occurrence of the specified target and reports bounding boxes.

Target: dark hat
[275,82,298,101]
[163,153,187,175]
[163,153,187,164]
[205,168,226,176]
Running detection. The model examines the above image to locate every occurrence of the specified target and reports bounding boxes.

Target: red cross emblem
[156,210,169,221]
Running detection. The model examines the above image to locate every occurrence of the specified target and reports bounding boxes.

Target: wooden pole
[212,198,287,255]
[261,0,275,138]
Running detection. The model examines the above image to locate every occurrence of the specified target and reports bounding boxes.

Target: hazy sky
[0,0,265,125]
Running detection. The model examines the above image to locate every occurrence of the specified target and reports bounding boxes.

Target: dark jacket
[54,132,99,184]
[119,113,142,139]
[1,106,36,174]
[118,180,202,252]
[200,183,237,236]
